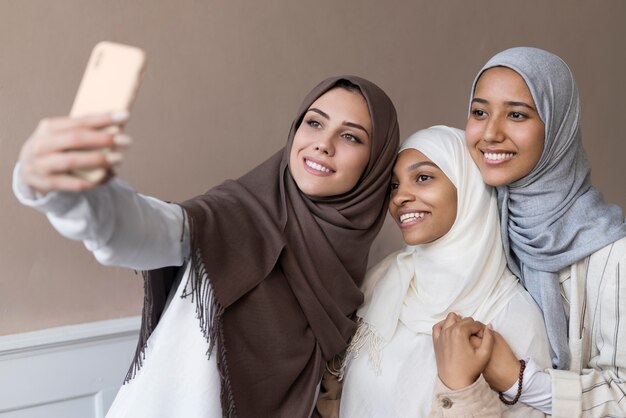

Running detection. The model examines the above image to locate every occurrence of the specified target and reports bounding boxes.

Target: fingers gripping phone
[69,41,146,183]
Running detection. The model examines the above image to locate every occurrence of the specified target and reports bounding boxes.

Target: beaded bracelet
[498,359,526,405]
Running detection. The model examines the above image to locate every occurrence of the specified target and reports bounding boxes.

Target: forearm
[13,164,188,270]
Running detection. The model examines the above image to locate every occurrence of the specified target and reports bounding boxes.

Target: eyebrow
[308,108,371,138]
[471,97,536,111]
[407,161,439,171]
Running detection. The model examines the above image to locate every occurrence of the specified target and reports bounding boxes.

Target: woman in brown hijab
[15,76,399,417]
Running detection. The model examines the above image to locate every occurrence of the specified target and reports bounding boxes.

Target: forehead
[475,67,534,100]
[309,88,371,126]
[393,149,434,173]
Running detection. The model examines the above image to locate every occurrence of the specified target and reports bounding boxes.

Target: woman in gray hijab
[431,47,626,417]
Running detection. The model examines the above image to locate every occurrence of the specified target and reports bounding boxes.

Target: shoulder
[588,235,626,272]
[571,235,626,291]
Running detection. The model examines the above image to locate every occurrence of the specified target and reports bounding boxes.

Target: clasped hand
[432,312,521,392]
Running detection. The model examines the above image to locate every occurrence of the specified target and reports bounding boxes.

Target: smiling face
[388,149,457,245]
[466,67,546,187]
[289,87,372,197]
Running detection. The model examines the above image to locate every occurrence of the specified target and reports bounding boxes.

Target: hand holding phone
[69,41,146,182]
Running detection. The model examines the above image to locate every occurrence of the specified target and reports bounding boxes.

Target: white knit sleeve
[13,164,189,270]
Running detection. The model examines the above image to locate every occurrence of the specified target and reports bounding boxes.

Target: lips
[399,211,428,226]
[481,150,516,164]
[303,157,335,175]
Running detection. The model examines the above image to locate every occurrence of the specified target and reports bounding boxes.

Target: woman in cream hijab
[338,126,551,417]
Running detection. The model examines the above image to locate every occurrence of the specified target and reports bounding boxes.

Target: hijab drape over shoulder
[348,126,518,371]
[470,47,626,368]
[129,76,399,417]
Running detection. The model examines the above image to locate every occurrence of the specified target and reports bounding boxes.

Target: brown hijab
[128,75,399,417]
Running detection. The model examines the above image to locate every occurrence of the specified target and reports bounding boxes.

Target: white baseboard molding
[0,317,141,418]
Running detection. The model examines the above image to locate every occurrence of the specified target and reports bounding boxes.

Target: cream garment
[106,263,223,418]
[340,285,551,418]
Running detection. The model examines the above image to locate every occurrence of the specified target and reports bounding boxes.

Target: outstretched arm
[14,114,188,270]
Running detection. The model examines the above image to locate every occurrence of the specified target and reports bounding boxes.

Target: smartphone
[69,41,146,182]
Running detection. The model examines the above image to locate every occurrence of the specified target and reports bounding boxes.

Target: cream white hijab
[352,126,519,359]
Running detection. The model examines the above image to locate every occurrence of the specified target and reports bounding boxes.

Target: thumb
[476,324,495,360]
[432,322,442,344]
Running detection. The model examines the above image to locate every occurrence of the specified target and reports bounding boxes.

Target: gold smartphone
[69,41,146,182]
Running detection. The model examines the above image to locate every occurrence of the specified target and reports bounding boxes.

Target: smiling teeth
[484,152,515,161]
[400,212,425,223]
[306,160,331,173]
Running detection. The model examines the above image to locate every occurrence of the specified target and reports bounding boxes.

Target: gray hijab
[471,47,626,369]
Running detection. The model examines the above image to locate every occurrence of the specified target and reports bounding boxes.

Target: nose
[391,182,414,208]
[314,134,335,156]
[482,116,505,144]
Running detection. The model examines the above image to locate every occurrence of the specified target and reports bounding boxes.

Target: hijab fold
[127,75,399,417]
[349,126,518,371]
[471,47,626,369]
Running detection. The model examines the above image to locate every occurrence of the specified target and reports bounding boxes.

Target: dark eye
[306,119,321,128]
[510,111,527,120]
[417,174,432,182]
[389,182,399,194]
[342,133,363,144]
[471,109,486,118]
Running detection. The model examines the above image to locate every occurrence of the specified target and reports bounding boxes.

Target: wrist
[439,372,479,391]
[499,359,526,405]
[493,356,524,392]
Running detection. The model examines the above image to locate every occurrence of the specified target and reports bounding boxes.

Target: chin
[478,170,511,187]
[402,234,426,246]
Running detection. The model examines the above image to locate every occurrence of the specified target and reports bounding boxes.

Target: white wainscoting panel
[0,317,141,418]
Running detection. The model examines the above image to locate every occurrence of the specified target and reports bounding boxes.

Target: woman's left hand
[479,331,522,392]
[432,313,494,390]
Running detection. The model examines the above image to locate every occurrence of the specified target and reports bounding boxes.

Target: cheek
[464,122,482,147]
[387,202,398,221]
[289,131,306,162]
[291,130,305,150]
[518,127,545,164]
[530,128,546,158]
[345,148,370,177]
[441,189,458,231]
[288,145,298,169]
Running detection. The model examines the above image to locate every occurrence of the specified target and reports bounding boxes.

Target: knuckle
[95,152,108,166]
[37,118,52,132]
[60,154,75,171]
[39,177,53,191]
[68,131,83,147]
[30,138,46,156]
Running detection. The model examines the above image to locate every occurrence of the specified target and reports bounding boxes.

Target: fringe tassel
[124,270,155,383]
[182,215,238,418]
[338,321,385,380]
[124,208,238,417]
[181,248,223,357]
[124,204,189,384]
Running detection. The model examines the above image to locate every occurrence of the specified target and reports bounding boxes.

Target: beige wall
[2,0,625,335]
